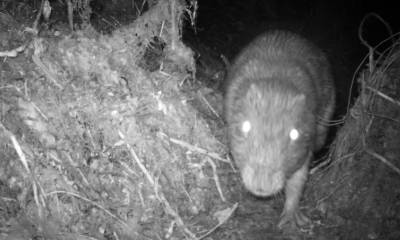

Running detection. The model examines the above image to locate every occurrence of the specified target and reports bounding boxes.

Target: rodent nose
[241,165,284,197]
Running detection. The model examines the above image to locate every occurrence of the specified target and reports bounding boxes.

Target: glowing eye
[242,120,252,134]
[289,128,299,140]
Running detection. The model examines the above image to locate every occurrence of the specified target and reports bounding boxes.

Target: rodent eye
[289,128,300,141]
[241,120,252,136]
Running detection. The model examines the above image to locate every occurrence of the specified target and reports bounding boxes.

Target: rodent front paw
[278,209,311,230]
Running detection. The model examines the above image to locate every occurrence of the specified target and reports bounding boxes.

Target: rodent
[224,30,335,229]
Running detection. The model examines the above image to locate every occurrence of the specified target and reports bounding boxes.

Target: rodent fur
[224,30,335,228]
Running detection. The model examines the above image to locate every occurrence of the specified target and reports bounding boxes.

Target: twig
[0,123,46,219]
[63,153,90,186]
[169,0,179,51]
[32,0,45,32]
[118,131,197,239]
[317,115,345,127]
[118,131,155,185]
[159,20,165,38]
[197,203,238,240]
[31,179,43,218]
[30,101,48,121]
[359,13,394,54]
[347,16,398,114]
[206,158,226,202]
[184,0,198,33]
[346,50,369,114]
[121,161,139,178]
[9,135,31,174]
[365,149,400,176]
[66,0,74,31]
[310,152,356,175]
[366,86,400,107]
[168,136,229,163]
[91,11,118,29]
[198,91,221,120]
[165,221,176,239]
[153,180,197,239]
[365,110,400,124]
[46,190,129,228]
[0,44,27,57]
[358,13,393,72]
[32,54,62,89]
[316,173,351,205]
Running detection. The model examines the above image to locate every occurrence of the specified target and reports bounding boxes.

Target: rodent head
[229,82,314,197]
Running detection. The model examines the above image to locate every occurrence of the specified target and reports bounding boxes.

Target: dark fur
[224,30,335,228]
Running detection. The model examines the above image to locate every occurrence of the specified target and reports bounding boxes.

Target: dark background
[187,0,399,114]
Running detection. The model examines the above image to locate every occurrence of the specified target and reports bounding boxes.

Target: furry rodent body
[224,30,335,228]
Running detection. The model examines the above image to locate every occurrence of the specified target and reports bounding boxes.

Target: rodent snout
[242,164,284,197]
